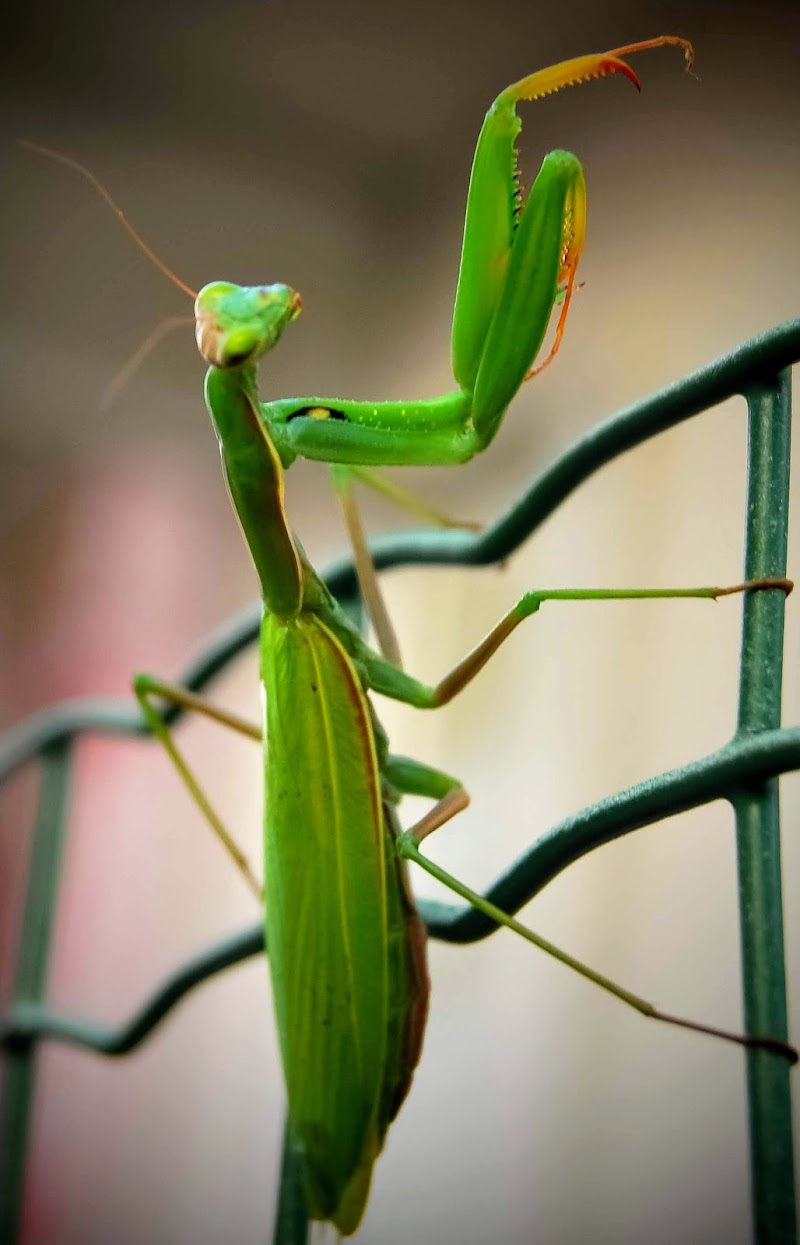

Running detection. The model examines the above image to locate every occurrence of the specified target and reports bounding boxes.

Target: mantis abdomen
[260,611,429,1233]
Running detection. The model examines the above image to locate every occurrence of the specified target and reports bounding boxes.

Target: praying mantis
[21,35,796,1238]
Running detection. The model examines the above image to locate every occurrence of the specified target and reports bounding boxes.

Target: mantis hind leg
[387,760,796,1063]
[133,674,262,900]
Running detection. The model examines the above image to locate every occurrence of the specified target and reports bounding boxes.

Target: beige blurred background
[1,2,799,1242]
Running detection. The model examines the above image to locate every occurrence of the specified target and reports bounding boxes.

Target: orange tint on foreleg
[526,171,587,380]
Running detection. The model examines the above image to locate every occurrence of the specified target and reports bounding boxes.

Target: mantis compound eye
[220,329,260,368]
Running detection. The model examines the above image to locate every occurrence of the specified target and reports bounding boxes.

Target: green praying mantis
[23,35,796,1237]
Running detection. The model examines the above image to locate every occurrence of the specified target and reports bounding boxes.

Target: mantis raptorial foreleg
[21,39,696,668]
[21,39,696,485]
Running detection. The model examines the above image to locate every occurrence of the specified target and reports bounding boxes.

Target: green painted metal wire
[734,375,795,1242]
[2,319,799,1245]
[3,723,800,1061]
[0,745,71,1245]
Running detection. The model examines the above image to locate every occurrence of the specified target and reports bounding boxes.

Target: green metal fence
[2,319,799,1245]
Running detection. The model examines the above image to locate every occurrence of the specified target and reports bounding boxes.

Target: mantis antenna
[18,140,199,300]
[99,315,196,409]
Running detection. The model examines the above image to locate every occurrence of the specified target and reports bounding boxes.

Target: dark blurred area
[1,2,799,1243]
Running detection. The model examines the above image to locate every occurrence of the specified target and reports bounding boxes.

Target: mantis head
[195,281,303,369]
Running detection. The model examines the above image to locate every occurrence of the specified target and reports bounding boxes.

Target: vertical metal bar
[733,372,796,1245]
[0,742,71,1245]
[271,1117,308,1245]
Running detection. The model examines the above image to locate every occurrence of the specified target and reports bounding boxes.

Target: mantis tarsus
[23,35,796,1236]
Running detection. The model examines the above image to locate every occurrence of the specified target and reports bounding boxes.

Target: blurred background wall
[1,2,798,1242]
